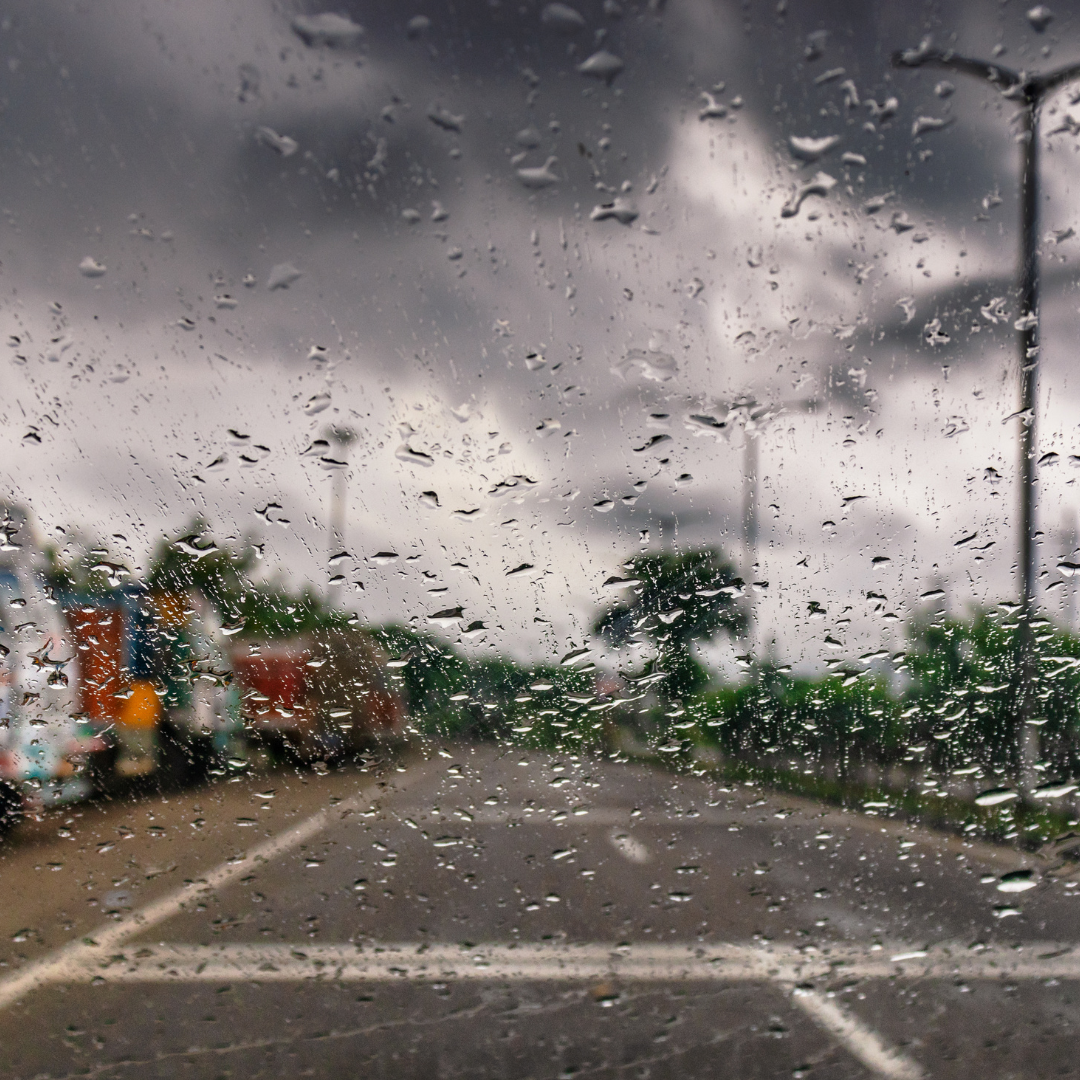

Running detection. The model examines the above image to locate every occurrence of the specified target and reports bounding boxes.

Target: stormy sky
[3,0,1080,673]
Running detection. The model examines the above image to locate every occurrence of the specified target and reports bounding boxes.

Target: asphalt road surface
[1,743,1079,1079]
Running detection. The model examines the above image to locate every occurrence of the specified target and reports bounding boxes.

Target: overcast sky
[3,0,1080,673]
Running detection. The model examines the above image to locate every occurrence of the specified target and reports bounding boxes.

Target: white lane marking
[58,939,1080,985]
[607,830,650,863]
[396,805,710,826]
[0,761,446,1013]
[790,986,923,1080]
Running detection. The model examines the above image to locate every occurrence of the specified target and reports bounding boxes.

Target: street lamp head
[325,425,357,448]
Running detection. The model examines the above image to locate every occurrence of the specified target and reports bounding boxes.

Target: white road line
[395,805,716,826]
[790,986,923,1080]
[67,939,1080,1080]
[58,939,1080,985]
[0,761,448,1013]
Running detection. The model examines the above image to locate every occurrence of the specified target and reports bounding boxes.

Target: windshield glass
[3,3,1080,1078]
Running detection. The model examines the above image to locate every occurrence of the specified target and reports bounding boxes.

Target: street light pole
[739,397,818,660]
[324,425,356,609]
[893,43,1080,782]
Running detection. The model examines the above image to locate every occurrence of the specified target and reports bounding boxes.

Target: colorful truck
[0,506,98,826]
[232,626,405,762]
[64,587,242,787]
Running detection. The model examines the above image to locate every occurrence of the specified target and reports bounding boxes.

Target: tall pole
[1016,95,1041,789]
[742,428,759,652]
[1065,511,1078,633]
[325,426,355,609]
[893,45,1080,786]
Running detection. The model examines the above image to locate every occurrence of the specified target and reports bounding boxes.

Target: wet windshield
[3,3,1080,1078]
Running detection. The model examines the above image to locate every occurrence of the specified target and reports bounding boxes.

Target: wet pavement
[1,743,1078,1079]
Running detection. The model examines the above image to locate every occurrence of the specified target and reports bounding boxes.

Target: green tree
[904,610,1080,778]
[144,519,255,616]
[593,548,747,699]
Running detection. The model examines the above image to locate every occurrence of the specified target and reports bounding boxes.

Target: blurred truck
[232,625,404,762]
[64,587,242,788]
[0,506,99,828]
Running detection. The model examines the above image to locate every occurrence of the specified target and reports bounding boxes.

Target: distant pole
[742,428,759,583]
[1065,510,1078,633]
[325,426,355,608]
[742,427,759,650]
[740,398,816,661]
[893,43,1080,784]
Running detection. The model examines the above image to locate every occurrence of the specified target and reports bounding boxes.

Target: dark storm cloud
[4,0,1080,664]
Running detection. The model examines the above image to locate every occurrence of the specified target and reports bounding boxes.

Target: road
[1,743,1078,1079]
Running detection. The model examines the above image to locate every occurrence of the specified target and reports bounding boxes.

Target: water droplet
[428,606,464,627]
[789,134,841,162]
[866,96,899,121]
[997,870,1038,893]
[267,263,302,290]
[593,499,615,512]
[428,105,464,132]
[541,3,586,32]
[612,349,677,382]
[1033,781,1077,798]
[608,831,649,863]
[515,127,542,149]
[633,434,671,453]
[303,392,331,415]
[177,316,196,331]
[430,201,449,222]
[1027,5,1053,31]
[78,256,106,278]
[975,787,1018,807]
[589,197,638,225]
[516,156,560,189]
[419,490,440,509]
[256,126,298,157]
[291,13,364,47]
[911,115,949,138]
[401,208,421,223]
[578,49,623,84]
[924,318,950,346]
[215,294,238,309]
[780,172,836,218]
[699,92,727,120]
[561,647,592,666]
[805,29,829,61]
[406,14,431,37]
[396,444,434,467]
[45,334,74,363]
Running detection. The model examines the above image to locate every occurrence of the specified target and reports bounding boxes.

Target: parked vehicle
[64,587,242,788]
[0,506,98,829]
[232,625,404,763]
